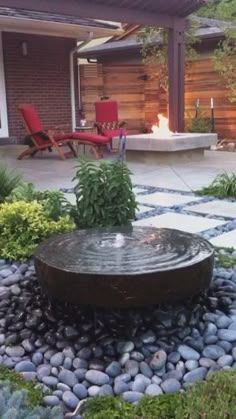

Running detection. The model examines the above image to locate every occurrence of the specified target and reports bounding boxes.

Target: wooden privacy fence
[80,57,236,138]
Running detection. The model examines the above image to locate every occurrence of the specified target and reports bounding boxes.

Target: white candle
[196,99,200,108]
[211,98,214,109]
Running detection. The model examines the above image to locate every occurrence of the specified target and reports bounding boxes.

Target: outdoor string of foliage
[71,158,138,228]
[0,163,22,203]
[137,22,199,92]
[0,201,75,260]
[81,370,236,419]
[196,172,236,197]
[0,381,63,419]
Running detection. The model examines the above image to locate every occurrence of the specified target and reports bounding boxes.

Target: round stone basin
[34,227,214,308]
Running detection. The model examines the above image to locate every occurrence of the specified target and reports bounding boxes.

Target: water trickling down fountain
[34,227,214,308]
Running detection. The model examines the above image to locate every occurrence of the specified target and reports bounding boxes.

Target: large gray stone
[145,384,163,395]
[202,345,225,360]
[178,345,200,361]
[161,378,181,393]
[85,370,109,386]
[183,367,207,383]
[150,350,167,370]
[123,391,143,403]
[58,370,77,387]
[15,361,36,372]
[218,329,236,342]
[62,391,79,410]
[5,346,25,358]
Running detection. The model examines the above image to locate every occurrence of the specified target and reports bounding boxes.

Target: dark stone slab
[34,227,214,308]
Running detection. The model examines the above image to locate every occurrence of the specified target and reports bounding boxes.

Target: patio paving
[210,230,236,248]
[0,145,235,248]
[137,191,202,207]
[187,200,236,219]
[133,212,227,234]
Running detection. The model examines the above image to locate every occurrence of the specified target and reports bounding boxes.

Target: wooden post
[168,21,186,132]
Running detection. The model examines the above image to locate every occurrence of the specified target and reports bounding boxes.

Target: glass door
[0,32,8,138]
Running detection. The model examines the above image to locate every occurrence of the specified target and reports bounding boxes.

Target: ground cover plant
[71,158,138,228]
[0,366,47,408]
[0,381,63,419]
[196,172,236,197]
[81,370,236,419]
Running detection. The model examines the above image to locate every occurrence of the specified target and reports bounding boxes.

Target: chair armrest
[27,130,50,140]
[119,121,127,128]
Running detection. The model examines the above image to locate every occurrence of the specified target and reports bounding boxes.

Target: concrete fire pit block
[113,133,218,164]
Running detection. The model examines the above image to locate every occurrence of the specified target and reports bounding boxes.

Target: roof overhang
[2,0,208,28]
[0,15,122,39]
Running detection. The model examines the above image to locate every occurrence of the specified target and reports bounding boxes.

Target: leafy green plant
[71,158,138,228]
[8,184,68,221]
[196,172,236,197]
[0,200,75,260]
[82,370,236,419]
[186,108,211,133]
[0,163,22,203]
[0,381,63,418]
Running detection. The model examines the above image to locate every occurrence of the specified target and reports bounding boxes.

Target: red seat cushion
[101,128,126,139]
[55,132,110,144]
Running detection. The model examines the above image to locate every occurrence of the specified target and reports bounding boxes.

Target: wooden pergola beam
[2,0,183,28]
[168,23,186,132]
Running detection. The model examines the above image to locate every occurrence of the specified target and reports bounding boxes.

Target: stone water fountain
[34,227,214,308]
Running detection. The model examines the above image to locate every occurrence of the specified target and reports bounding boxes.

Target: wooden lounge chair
[18,104,110,160]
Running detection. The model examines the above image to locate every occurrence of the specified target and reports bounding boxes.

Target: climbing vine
[214,31,236,103]
[137,22,200,92]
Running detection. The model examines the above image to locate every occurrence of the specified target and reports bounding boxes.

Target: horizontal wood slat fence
[80,57,236,139]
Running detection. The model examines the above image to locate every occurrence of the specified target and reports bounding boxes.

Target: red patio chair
[18,104,110,160]
[95,100,126,150]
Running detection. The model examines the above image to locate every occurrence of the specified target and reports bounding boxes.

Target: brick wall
[3,32,75,143]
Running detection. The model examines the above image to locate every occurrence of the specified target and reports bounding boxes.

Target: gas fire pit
[113,132,218,164]
[34,227,214,308]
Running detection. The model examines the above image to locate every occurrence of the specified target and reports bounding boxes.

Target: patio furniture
[18,104,110,160]
[95,99,126,151]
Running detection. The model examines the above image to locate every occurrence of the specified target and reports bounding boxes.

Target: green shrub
[0,381,63,418]
[196,172,236,197]
[82,370,236,419]
[186,108,211,133]
[0,200,75,260]
[0,163,22,203]
[71,158,138,228]
[8,183,68,221]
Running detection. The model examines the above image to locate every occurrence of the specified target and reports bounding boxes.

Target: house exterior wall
[2,32,75,143]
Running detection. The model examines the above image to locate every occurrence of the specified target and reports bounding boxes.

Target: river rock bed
[0,257,236,415]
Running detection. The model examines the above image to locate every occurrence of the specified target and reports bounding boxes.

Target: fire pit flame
[152,114,173,137]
